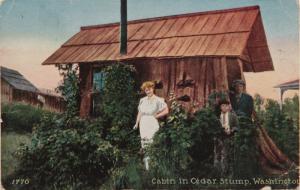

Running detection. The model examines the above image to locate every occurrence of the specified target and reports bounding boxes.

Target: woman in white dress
[133,81,169,170]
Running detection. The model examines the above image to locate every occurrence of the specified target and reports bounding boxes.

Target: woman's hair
[141,81,155,91]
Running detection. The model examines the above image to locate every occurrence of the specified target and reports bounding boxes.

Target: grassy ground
[1,131,31,181]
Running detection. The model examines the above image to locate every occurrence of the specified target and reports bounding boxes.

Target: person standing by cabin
[133,81,169,170]
[229,80,254,118]
[214,100,239,176]
[229,79,260,177]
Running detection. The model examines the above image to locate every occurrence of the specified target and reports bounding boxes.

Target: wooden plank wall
[1,80,13,102]
[42,95,66,112]
[133,57,233,111]
[81,57,244,116]
[12,89,39,105]
[226,58,244,91]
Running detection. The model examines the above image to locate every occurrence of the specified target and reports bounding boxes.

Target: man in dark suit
[229,80,254,118]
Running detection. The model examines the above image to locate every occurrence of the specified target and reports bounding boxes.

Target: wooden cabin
[1,66,40,105]
[1,66,65,112]
[38,88,66,112]
[42,6,274,117]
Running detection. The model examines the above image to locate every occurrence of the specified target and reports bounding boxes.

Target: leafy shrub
[263,98,299,163]
[188,107,224,177]
[6,114,120,190]
[233,116,260,178]
[108,156,146,190]
[101,63,139,128]
[1,103,49,133]
[99,63,141,151]
[148,93,191,178]
[282,94,299,125]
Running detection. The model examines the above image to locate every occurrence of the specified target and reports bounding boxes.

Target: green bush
[263,98,299,163]
[107,156,146,189]
[101,63,139,127]
[148,93,191,179]
[100,63,140,151]
[5,114,120,190]
[233,116,260,178]
[1,103,49,133]
[282,94,299,125]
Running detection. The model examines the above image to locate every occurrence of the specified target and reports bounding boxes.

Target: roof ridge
[81,5,260,30]
[1,66,21,74]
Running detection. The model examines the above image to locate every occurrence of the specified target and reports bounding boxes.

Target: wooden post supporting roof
[79,64,93,117]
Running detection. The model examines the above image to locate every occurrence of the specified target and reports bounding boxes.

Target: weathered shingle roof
[42,5,273,72]
[1,66,38,93]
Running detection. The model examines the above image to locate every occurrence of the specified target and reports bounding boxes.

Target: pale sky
[0,0,299,100]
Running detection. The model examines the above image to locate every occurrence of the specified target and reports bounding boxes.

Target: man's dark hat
[232,79,246,87]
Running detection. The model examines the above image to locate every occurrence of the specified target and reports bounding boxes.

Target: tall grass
[1,131,31,181]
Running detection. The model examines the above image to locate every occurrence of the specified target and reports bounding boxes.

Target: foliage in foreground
[4,115,120,190]
[3,63,141,190]
[110,93,263,189]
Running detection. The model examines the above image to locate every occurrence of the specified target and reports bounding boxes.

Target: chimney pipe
[120,0,127,54]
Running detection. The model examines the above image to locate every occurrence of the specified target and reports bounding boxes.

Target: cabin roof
[42,5,274,72]
[274,79,299,89]
[1,66,39,93]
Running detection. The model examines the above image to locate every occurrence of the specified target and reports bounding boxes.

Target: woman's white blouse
[138,95,167,148]
[138,95,167,115]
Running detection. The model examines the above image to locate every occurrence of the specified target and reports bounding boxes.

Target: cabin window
[92,69,106,116]
[93,70,106,92]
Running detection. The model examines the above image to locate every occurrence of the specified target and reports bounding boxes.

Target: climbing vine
[101,63,139,128]
[56,64,80,119]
